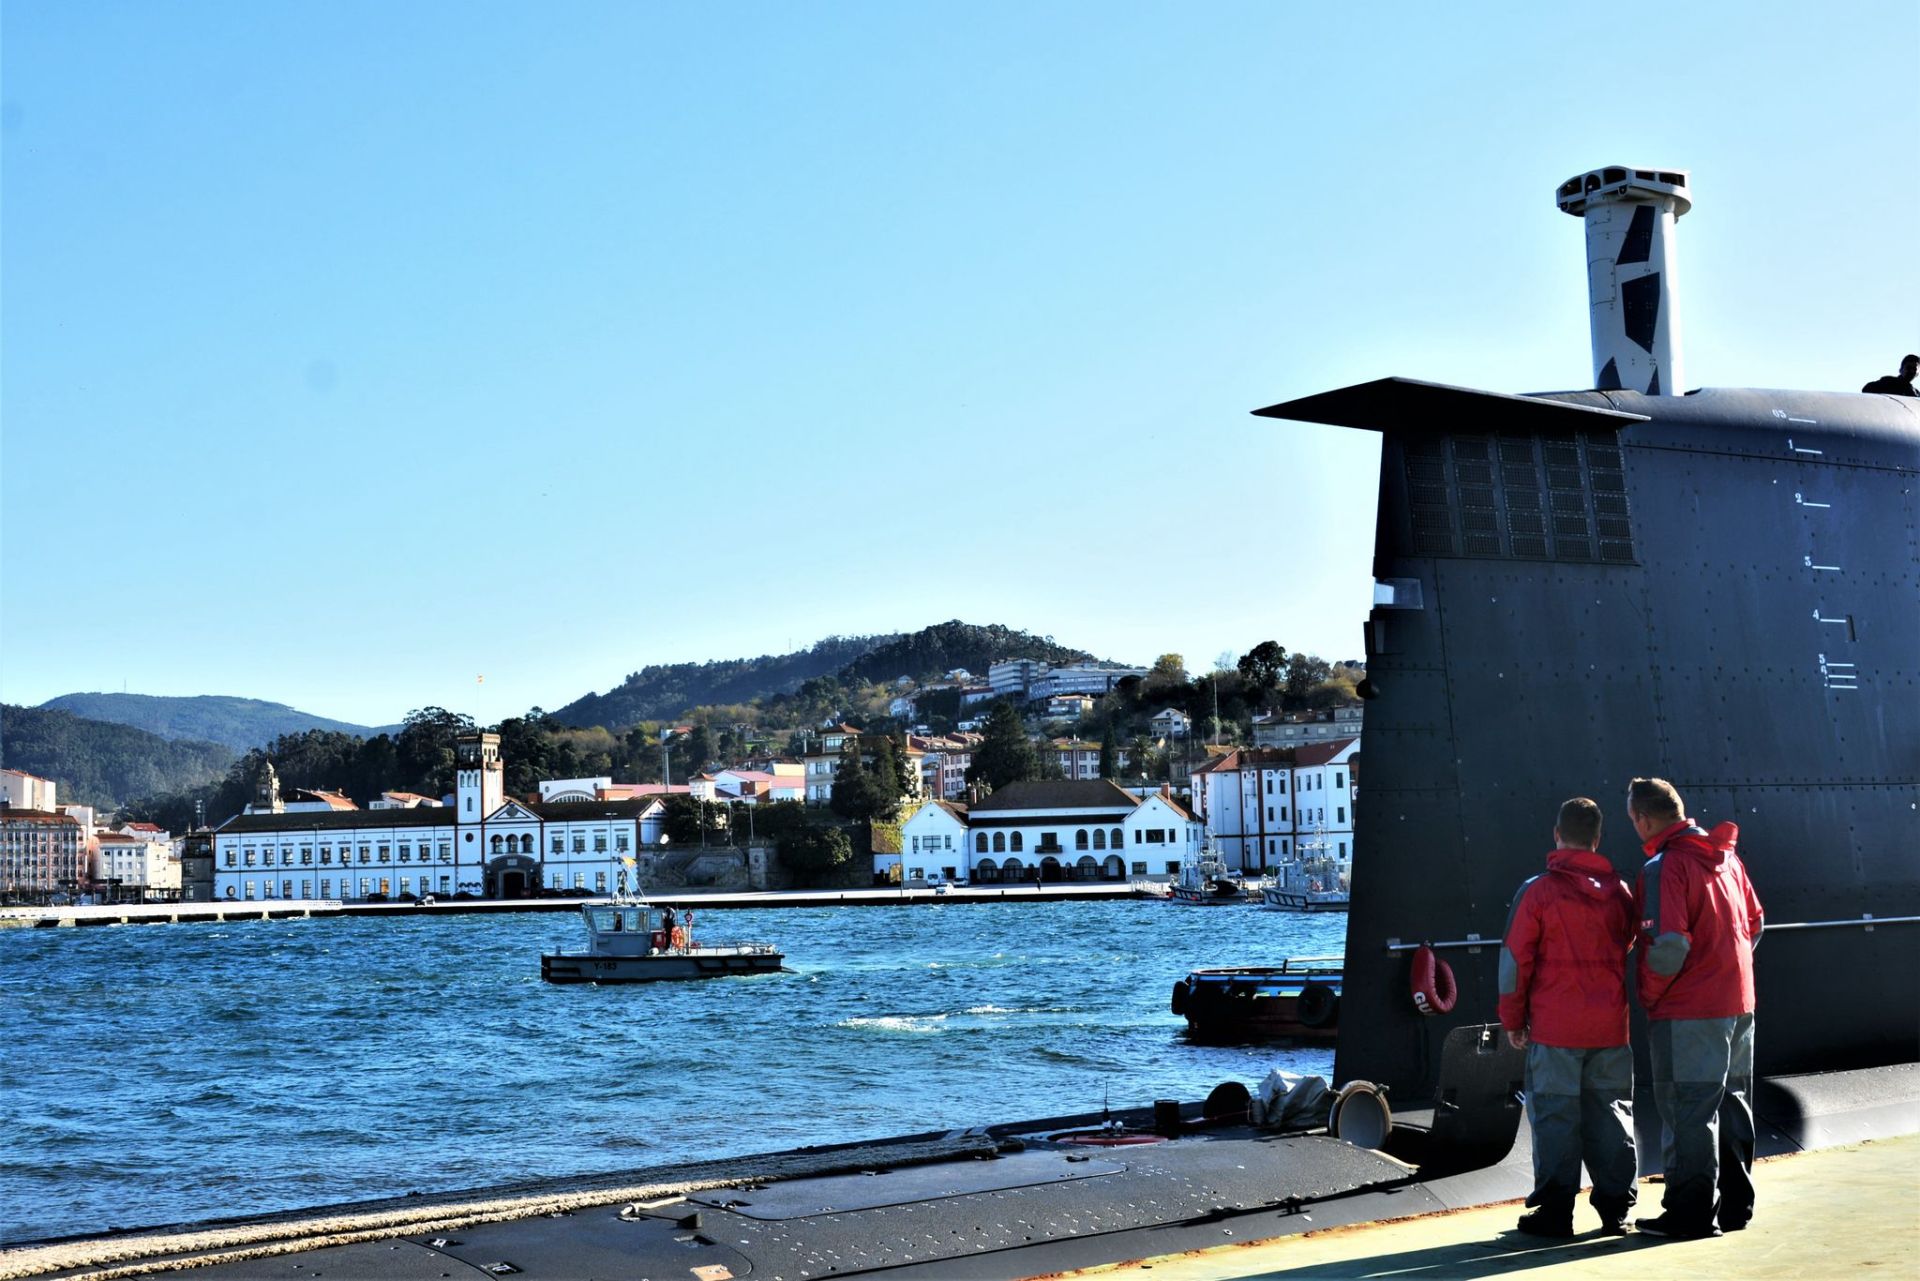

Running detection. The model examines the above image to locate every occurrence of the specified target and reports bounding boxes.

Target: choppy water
[0,899,1342,1243]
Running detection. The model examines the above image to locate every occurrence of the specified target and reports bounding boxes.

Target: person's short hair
[1626,777,1684,825]
[1556,797,1603,848]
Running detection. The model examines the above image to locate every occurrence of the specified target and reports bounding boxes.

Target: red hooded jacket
[1635,820,1764,1020]
[1498,849,1637,1049]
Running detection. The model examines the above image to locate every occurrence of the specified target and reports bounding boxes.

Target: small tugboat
[1170,957,1343,1041]
[541,899,783,984]
[1168,854,1245,905]
[1261,835,1350,912]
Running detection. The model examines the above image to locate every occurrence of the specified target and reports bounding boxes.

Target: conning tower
[1556,165,1690,395]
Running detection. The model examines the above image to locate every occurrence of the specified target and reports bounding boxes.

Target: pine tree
[965,701,1035,792]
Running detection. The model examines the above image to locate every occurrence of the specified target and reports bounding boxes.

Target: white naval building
[891,779,1204,884]
[211,733,662,902]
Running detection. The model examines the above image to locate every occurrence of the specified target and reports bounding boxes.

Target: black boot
[1515,1206,1575,1238]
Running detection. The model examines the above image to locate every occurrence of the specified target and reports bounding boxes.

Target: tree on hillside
[779,825,852,877]
[1144,653,1188,693]
[395,707,475,796]
[1283,653,1334,708]
[1098,722,1117,779]
[830,741,900,823]
[1236,641,1289,709]
[965,701,1035,792]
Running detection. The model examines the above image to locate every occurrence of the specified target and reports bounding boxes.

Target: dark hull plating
[1257,383,1920,1098]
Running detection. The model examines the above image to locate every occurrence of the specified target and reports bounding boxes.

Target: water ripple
[0,899,1340,1243]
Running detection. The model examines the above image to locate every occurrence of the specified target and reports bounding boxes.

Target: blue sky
[4,1,1914,727]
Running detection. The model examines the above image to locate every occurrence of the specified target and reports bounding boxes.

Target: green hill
[552,622,1113,731]
[39,692,393,753]
[552,634,891,729]
[836,621,1095,684]
[1,704,235,812]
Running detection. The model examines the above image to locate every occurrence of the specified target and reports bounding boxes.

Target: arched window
[975,832,988,853]
[490,835,503,853]
[992,832,1006,853]
[1093,828,1106,850]
[1075,829,1089,850]
[1110,828,1124,850]
[1010,832,1024,853]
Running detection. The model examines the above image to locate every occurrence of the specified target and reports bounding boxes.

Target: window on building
[1266,807,1273,822]
[1281,806,1289,821]
[1092,829,1106,850]
[1337,807,1347,824]
[300,879,312,898]
[359,847,371,863]
[440,843,451,859]
[1075,829,1089,850]
[1339,841,1348,857]
[1010,832,1023,852]
[244,881,256,900]
[616,834,629,853]
[1335,772,1345,788]
[551,836,564,854]
[574,873,585,889]
[594,835,607,853]
[320,847,333,864]
[378,845,391,862]
[992,832,1005,853]
[975,832,987,853]
[225,852,237,867]
[572,836,585,853]
[281,880,293,899]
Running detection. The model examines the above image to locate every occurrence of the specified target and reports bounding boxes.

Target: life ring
[1170,979,1189,1016]
[670,926,689,949]
[1410,944,1456,1016]
[1297,982,1340,1029]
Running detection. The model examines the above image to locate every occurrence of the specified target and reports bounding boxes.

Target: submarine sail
[1256,168,1920,1099]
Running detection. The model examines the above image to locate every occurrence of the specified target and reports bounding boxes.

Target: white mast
[1556,165,1691,395]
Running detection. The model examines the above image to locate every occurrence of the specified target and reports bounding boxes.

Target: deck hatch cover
[686,1151,1126,1220]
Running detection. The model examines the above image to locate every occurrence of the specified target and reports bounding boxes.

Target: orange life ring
[1409,944,1456,1016]
[671,926,688,949]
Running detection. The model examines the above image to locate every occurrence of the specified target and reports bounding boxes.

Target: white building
[369,791,444,810]
[1,769,56,812]
[801,724,863,803]
[95,828,179,900]
[1150,708,1191,738]
[886,780,1203,884]
[211,733,669,903]
[1252,704,1364,748]
[1028,665,1147,701]
[895,800,969,882]
[1187,738,1360,874]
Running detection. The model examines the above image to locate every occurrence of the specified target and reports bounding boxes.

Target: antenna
[1556,165,1692,394]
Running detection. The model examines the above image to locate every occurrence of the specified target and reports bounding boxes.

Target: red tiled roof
[1294,737,1360,766]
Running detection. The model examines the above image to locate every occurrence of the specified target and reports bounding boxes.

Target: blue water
[0,900,1342,1243]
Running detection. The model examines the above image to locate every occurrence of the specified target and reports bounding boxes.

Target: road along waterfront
[0,897,1341,1244]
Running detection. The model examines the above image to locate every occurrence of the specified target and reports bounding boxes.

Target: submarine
[6,166,1915,1280]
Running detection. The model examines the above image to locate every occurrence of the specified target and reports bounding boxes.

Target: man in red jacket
[1498,797,1639,1237]
[1628,778,1765,1239]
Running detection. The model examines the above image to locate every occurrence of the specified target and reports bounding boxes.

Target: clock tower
[455,732,504,822]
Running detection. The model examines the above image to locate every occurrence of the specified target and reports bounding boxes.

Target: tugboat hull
[541,948,785,983]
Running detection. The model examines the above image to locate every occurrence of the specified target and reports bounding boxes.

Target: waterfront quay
[0,880,1151,928]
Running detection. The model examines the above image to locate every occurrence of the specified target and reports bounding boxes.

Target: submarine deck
[3,1064,1913,1281]
[1075,1131,1920,1279]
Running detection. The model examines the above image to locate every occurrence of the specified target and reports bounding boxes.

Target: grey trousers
[1523,1042,1638,1217]
[1649,1013,1757,1229]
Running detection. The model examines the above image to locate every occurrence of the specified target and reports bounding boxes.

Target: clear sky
[4,1,1914,727]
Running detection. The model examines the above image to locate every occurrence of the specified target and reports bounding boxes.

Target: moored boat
[541,902,783,983]
[1261,884,1350,912]
[1168,855,1245,905]
[1171,958,1343,1041]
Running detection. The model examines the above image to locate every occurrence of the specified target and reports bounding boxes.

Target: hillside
[1,704,235,812]
[552,634,891,729]
[836,621,1095,685]
[552,622,1113,731]
[39,693,393,752]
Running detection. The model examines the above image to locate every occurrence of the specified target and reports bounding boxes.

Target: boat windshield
[587,907,650,934]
